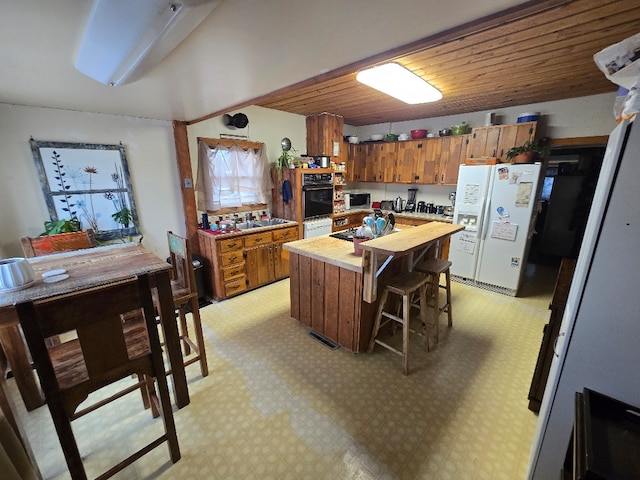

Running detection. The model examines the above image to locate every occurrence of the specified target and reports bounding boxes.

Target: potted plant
[505,138,550,164]
[40,217,81,236]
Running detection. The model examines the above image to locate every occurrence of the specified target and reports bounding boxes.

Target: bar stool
[415,258,453,344]
[367,271,430,375]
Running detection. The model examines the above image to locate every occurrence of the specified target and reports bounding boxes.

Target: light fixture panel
[356,63,442,104]
[75,0,219,86]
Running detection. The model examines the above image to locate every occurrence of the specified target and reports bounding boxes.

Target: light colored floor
[10,263,558,479]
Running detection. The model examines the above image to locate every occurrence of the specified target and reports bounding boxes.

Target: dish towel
[282,180,293,204]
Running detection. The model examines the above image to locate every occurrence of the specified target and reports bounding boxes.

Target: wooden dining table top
[0,243,170,315]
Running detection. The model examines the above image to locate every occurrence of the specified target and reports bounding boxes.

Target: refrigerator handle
[480,196,491,240]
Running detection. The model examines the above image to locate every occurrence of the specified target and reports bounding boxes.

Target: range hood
[75,0,219,86]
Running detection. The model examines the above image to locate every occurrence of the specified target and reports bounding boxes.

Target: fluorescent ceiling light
[356,63,442,104]
[75,0,219,86]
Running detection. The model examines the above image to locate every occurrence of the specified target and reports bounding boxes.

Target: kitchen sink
[235,218,291,230]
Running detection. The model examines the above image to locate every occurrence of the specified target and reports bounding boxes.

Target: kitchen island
[284,222,464,352]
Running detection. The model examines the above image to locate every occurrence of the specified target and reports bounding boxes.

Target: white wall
[0,103,182,258]
[345,93,619,207]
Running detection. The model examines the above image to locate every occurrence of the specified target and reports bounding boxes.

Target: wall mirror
[30,139,140,241]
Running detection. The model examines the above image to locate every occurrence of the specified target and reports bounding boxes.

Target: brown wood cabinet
[468,121,537,162]
[347,143,366,182]
[344,121,534,187]
[332,211,366,231]
[439,134,471,185]
[198,225,297,301]
[306,113,344,160]
[289,252,377,352]
[346,135,468,186]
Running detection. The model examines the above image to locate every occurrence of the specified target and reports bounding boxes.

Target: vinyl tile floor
[10,263,558,479]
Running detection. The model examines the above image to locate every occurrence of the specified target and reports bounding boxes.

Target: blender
[405,188,418,212]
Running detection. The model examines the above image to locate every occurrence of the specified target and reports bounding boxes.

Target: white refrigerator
[448,162,542,296]
[527,118,640,478]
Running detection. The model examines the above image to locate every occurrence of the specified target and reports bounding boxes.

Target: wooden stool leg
[401,293,410,376]
[368,289,389,352]
[431,274,440,344]
[445,269,453,327]
[189,299,209,377]
[419,284,430,352]
[178,308,191,356]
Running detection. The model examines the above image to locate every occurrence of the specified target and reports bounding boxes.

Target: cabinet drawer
[273,227,297,242]
[221,251,244,266]
[244,232,272,248]
[222,263,245,281]
[224,277,246,297]
[219,237,243,253]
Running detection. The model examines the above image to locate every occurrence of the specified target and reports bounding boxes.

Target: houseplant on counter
[505,138,550,164]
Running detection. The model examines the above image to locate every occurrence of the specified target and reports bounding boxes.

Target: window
[29,139,140,241]
[196,140,270,212]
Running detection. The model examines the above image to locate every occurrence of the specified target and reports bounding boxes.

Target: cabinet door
[306,113,343,159]
[244,243,274,289]
[364,143,381,182]
[440,134,470,184]
[273,242,289,279]
[496,122,537,161]
[419,138,443,185]
[396,140,419,183]
[348,144,367,182]
[469,126,501,158]
[377,142,397,183]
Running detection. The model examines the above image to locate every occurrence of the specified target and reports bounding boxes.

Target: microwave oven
[345,193,370,209]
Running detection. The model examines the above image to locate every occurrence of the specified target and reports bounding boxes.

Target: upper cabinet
[306,113,344,159]
[342,121,536,186]
[468,121,537,162]
[439,135,471,185]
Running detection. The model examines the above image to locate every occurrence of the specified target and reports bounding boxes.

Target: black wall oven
[302,172,333,219]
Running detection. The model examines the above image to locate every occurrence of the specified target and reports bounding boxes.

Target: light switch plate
[184,178,193,188]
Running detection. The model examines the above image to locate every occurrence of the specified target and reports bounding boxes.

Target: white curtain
[196,141,271,211]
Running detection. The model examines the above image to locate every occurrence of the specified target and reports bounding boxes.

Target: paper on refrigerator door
[456,232,477,255]
[490,221,518,241]
[462,184,480,204]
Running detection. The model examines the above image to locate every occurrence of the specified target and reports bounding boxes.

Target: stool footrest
[374,339,402,357]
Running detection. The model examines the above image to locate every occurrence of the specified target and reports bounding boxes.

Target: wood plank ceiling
[238,0,640,127]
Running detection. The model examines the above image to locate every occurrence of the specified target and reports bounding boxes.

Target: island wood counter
[284,222,464,352]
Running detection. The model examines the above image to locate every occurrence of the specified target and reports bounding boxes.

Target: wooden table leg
[153,271,190,408]
[0,314,45,412]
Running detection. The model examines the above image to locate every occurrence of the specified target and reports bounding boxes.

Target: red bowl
[411,129,428,139]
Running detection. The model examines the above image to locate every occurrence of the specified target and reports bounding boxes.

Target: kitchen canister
[0,257,35,291]
[517,112,540,123]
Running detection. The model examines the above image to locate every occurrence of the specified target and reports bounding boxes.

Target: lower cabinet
[198,225,297,301]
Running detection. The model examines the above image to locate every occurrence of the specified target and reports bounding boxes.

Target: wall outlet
[184,178,193,188]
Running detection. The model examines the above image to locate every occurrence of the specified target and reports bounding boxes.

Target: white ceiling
[0,0,529,122]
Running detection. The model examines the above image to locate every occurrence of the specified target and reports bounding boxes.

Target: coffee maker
[405,188,418,212]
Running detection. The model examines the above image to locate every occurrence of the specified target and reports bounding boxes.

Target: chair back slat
[21,229,96,258]
[167,231,194,293]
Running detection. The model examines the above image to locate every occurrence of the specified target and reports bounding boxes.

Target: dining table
[0,242,190,412]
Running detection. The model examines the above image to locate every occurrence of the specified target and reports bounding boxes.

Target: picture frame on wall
[29,139,140,241]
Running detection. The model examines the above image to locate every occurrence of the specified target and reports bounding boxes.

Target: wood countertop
[359,222,463,256]
[283,235,363,273]
[282,222,463,275]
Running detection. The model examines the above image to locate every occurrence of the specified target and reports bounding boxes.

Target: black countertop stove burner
[329,228,358,242]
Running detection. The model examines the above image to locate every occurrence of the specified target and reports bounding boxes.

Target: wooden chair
[166,231,208,377]
[368,272,431,375]
[21,229,96,258]
[15,274,180,479]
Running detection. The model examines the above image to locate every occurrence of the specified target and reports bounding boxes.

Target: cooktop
[329,228,357,242]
